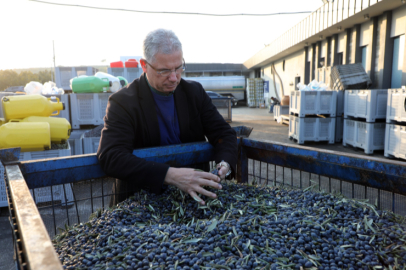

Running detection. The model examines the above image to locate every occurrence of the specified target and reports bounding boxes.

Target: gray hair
[143,29,183,62]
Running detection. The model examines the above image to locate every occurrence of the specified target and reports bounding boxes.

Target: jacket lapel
[174,80,190,143]
[138,73,161,146]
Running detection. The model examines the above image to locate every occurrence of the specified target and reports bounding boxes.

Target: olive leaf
[207,219,218,233]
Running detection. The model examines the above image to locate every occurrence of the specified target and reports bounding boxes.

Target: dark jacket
[97,73,237,195]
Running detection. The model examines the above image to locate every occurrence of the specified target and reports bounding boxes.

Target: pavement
[0,106,393,270]
[229,106,386,158]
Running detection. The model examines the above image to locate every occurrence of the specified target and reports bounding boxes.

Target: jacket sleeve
[198,87,238,177]
[97,96,169,194]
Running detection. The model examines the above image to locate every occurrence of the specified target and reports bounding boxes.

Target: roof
[243,0,404,70]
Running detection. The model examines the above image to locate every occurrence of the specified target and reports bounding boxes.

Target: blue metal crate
[2,131,406,269]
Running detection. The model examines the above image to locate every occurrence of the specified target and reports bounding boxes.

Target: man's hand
[164,168,222,205]
[217,166,229,180]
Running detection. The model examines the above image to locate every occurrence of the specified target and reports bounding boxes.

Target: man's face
[140,50,183,93]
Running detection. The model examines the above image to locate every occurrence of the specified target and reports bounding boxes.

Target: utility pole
[52,40,56,82]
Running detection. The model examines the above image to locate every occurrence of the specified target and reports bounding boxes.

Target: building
[182,63,249,78]
[244,0,406,104]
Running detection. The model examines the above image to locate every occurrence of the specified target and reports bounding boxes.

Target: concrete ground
[0,106,394,269]
[229,106,386,158]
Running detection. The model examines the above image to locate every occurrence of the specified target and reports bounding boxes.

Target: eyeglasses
[145,59,186,77]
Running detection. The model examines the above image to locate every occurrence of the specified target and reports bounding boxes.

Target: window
[391,35,405,88]
[209,72,222,77]
[319,57,325,68]
[295,77,301,90]
[327,38,332,66]
[361,46,367,71]
[185,72,203,77]
[337,52,343,65]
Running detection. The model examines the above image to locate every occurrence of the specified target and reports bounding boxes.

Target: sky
[0,0,323,70]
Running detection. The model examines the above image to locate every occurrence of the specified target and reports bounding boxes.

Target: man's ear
[139,59,147,73]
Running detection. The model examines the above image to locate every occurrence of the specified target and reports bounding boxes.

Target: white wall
[321,40,327,58]
[391,5,406,38]
[337,32,346,53]
[263,49,305,102]
[360,20,373,47]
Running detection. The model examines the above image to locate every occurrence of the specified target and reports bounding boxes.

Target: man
[97,29,237,206]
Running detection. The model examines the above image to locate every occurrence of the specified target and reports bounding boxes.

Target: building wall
[391,4,406,37]
[252,3,406,91]
[262,49,305,103]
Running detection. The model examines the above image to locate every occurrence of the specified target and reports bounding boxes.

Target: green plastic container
[117,76,128,87]
[71,76,112,93]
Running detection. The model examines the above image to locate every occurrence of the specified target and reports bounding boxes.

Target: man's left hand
[217,166,229,180]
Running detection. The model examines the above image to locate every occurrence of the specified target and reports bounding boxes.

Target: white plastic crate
[330,63,372,90]
[335,116,343,143]
[19,145,71,161]
[289,90,337,117]
[55,66,97,90]
[344,89,388,122]
[343,119,386,154]
[107,67,143,83]
[70,93,113,129]
[68,130,87,155]
[335,90,344,116]
[384,123,406,160]
[289,115,335,144]
[82,136,101,154]
[247,78,257,107]
[273,105,289,121]
[386,88,406,124]
[255,78,264,106]
[0,163,6,207]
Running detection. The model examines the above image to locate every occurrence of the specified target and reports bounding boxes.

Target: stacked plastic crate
[331,64,373,143]
[288,90,337,144]
[81,125,104,154]
[384,87,406,160]
[255,78,264,107]
[330,64,372,91]
[246,79,257,107]
[343,90,388,154]
[70,93,113,130]
[273,105,289,122]
[107,67,143,84]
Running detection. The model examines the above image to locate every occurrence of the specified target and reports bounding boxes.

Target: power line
[29,0,313,17]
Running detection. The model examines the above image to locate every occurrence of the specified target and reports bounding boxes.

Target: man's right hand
[163,168,222,205]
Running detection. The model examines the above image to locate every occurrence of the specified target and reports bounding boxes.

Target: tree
[38,70,54,84]
[18,71,39,86]
[0,69,20,91]
[0,69,55,91]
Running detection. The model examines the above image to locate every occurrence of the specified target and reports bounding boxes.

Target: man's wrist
[217,160,231,177]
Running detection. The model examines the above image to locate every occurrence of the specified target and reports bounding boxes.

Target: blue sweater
[149,86,182,146]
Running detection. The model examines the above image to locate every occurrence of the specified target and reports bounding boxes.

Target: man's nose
[168,71,178,81]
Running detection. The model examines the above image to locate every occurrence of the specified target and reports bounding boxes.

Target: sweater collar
[146,76,174,97]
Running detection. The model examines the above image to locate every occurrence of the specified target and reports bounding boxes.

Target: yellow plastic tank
[0,118,5,126]
[18,116,71,143]
[1,94,65,121]
[0,122,51,152]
